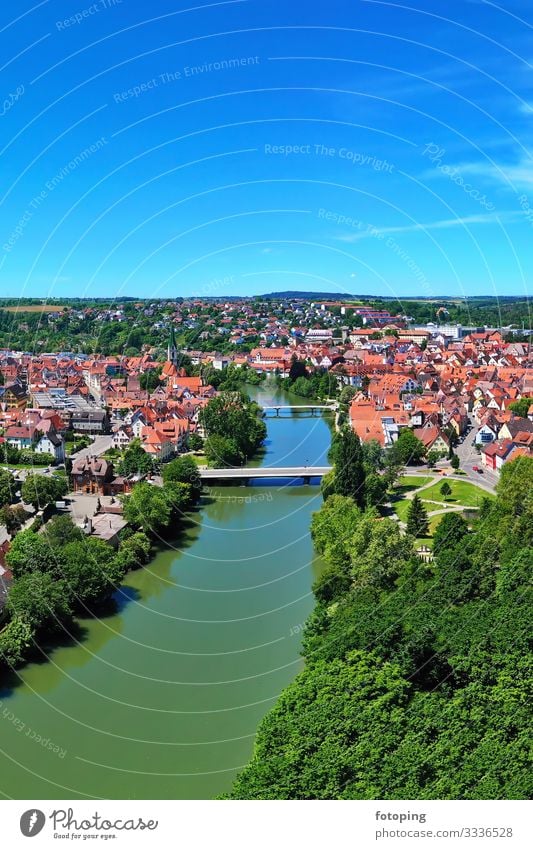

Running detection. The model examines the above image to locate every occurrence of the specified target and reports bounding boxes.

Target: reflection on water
[0,382,331,799]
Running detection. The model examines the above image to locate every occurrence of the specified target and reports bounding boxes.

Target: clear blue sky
[1,0,532,301]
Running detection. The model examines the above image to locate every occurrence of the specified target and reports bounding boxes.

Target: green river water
[0,384,332,799]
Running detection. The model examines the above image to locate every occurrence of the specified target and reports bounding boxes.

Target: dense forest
[227,455,533,800]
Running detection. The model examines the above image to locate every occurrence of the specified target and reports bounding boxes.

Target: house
[498,417,533,442]
[140,426,174,461]
[481,439,515,472]
[4,426,33,450]
[34,432,65,463]
[71,409,109,434]
[71,456,115,495]
[112,425,132,450]
[0,381,27,411]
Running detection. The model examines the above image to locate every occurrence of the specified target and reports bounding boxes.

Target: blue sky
[0,0,532,300]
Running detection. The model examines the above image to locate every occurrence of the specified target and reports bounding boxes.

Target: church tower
[167,326,178,366]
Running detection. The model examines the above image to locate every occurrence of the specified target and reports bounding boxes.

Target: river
[0,383,332,799]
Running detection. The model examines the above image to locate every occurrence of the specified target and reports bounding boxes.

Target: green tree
[7,572,72,633]
[329,428,366,508]
[432,511,468,555]
[117,438,154,476]
[440,481,452,501]
[20,474,67,509]
[200,391,266,461]
[496,456,533,518]
[60,538,124,606]
[41,515,83,548]
[162,456,202,501]
[139,367,162,392]
[0,504,27,533]
[427,449,441,469]
[405,494,429,537]
[450,454,460,470]
[188,432,204,451]
[204,434,244,467]
[0,617,34,667]
[391,429,426,465]
[507,397,532,418]
[0,468,15,508]
[122,482,172,536]
[5,530,59,579]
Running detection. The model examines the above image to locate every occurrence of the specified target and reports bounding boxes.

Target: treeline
[276,356,339,400]
[199,391,267,467]
[227,456,532,799]
[0,516,152,668]
[0,457,203,672]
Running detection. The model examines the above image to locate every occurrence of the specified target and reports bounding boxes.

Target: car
[472,465,479,472]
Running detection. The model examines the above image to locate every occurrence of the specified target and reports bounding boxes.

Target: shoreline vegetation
[0,391,266,677]
[225,452,532,800]
[0,456,204,674]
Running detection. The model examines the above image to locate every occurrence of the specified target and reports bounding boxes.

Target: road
[69,435,115,461]
[453,415,499,491]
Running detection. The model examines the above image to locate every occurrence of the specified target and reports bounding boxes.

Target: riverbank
[0,385,332,799]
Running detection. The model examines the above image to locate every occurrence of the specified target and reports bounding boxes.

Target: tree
[288,355,307,381]
[7,572,72,633]
[41,515,83,548]
[188,432,204,451]
[0,468,15,509]
[122,482,172,536]
[204,434,244,468]
[0,504,27,533]
[329,428,366,508]
[391,429,426,465]
[291,376,314,398]
[60,538,125,606]
[117,439,154,477]
[406,494,429,537]
[20,474,67,510]
[162,456,202,501]
[496,456,533,518]
[5,530,60,579]
[339,385,358,405]
[507,397,532,418]
[427,449,441,469]
[450,454,460,470]
[0,617,34,667]
[440,481,452,501]
[200,391,266,461]
[139,367,162,392]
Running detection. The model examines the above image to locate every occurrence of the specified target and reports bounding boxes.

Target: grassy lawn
[421,480,494,508]
[397,475,434,491]
[1,462,47,470]
[414,514,447,549]
[392,499,411,522]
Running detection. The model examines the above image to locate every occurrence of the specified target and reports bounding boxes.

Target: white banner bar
[1,799,530,848]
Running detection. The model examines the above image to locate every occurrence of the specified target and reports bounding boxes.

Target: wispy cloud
[334,211,519,243]
[452,159,533,189]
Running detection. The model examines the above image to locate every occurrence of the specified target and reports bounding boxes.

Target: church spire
[168,326,178,366]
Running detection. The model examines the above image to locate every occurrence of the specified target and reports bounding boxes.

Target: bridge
[262,404,336,416]
[199,466,332,484]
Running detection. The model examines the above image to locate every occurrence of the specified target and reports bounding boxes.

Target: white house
[34,432,65,463]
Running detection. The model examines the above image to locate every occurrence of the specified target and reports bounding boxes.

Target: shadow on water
[0,508,205,699]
